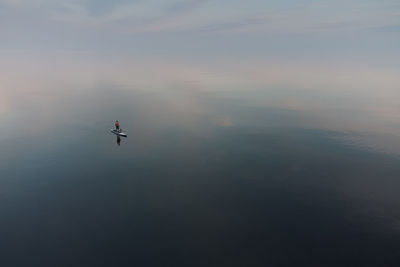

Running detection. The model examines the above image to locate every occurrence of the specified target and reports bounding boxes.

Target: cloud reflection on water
[0,53,399,154]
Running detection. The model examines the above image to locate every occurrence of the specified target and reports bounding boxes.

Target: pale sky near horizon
[1,0,399,98]
[0,0,399,65]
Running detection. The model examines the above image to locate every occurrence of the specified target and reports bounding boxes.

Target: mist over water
[1,54,400,266]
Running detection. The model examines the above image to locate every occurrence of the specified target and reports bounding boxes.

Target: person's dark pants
[116,126,120,131]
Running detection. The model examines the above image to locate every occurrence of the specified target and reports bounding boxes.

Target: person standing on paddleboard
[115,120,120,131]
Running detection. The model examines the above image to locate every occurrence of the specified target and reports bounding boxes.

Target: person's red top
[115,121,120,127]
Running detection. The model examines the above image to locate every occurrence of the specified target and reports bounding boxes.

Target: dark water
[1,86,400,266]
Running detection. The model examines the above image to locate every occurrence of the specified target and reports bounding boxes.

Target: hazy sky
[1,0,399,63]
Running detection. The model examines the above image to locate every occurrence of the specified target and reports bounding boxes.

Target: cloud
[166,0,208,13]
[376,24,400,32]
[87,1,400,35]
[0,0,399,55]
[1,0,399,35]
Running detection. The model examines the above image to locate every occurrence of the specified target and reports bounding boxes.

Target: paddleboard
[110,129,127,137]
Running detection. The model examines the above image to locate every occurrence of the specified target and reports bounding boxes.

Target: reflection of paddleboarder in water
[117,136,121,146]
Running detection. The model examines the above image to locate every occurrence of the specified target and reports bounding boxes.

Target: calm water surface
[1,73,400,266]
